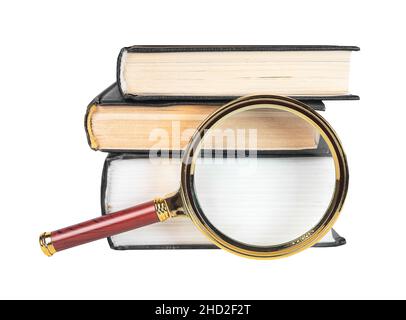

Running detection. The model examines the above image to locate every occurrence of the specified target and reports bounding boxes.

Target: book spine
[116,47,127,98]
[85,104,98,150]
[84,83,119,151]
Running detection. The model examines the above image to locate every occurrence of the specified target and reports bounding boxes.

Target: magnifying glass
[40,95,348,259]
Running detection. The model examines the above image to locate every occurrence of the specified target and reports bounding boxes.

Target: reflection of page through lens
[192,107,336,247]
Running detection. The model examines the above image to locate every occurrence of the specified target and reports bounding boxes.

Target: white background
[0,0,405,300]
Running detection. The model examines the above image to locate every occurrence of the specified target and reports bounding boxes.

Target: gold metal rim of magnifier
[179,95,349,260]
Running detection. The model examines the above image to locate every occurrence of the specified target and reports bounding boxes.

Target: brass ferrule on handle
[154,197,177,222]
[39,232,56,257]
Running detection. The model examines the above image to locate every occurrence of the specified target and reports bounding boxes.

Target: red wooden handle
[41,200,159,254]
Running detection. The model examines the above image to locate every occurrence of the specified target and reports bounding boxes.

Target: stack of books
[85,45,359,250]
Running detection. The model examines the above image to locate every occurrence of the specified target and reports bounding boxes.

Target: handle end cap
[39,232,56,257]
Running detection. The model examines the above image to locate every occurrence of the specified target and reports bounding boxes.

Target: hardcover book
[117,45,360,100]
[102,153,346,250]
[85,84,358,152]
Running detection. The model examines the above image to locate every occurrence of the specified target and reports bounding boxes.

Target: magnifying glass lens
[192,106,336,247]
